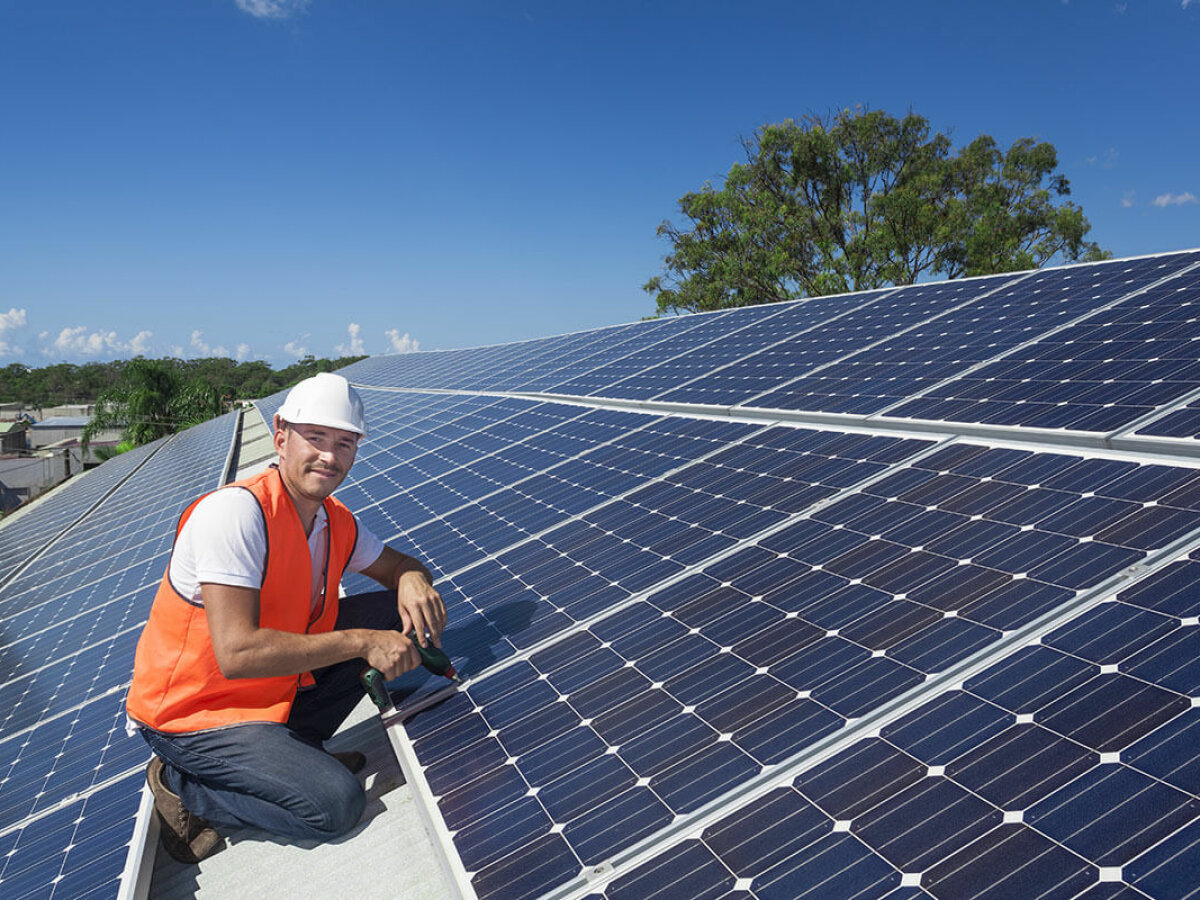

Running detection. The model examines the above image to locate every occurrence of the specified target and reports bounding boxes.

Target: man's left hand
[398,570,445,647]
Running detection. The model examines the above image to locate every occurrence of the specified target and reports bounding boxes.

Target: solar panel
[745,252,1200,416]
[886,258,1200,432]
[388,439,1200,900]
[0,412,237,900]
[656,278,1014,411]
[600,539,1200,900]
[0,439,160,588]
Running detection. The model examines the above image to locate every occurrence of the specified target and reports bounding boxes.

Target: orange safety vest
[126,466,359,733]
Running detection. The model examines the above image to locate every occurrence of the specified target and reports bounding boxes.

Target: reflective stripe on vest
[126,466,359,733]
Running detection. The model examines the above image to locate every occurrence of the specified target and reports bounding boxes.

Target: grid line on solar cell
[743,252,1200,418]
[883,256,1200,433]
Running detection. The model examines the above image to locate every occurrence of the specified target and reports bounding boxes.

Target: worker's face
[274,422,359,504]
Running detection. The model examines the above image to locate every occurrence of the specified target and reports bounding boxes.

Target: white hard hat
[276,373,368,436]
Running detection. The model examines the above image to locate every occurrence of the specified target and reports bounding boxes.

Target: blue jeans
[140,590,400,841]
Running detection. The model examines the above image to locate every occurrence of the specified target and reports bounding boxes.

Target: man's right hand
[361,628,422,680]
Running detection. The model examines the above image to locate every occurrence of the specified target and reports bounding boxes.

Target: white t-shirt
[168,487,385,611]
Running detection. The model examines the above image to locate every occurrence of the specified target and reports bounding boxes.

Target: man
[127,372,445,863]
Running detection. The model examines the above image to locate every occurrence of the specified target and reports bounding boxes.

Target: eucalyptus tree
[645,108,1107,314]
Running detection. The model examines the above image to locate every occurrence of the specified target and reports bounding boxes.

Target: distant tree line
[0,355,367,409]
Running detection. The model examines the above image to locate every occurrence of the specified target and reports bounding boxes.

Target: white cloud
[190,329,229,358]
[235,0,310,19]
[1152,192,1199,207]
[0,308,26,355]
[130,330,153,355]
[284,338,310,358]
[236,343,252,362]
[385,329,419,354]
[335,322,365,356]
[42,325,159,359]
[1121,192,1137,208]
[51,326,124,356]
[0,307,26,333]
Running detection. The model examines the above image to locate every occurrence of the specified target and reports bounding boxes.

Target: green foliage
[0,355,366,409]
[81,358,225,451]
[646,108,1108,314]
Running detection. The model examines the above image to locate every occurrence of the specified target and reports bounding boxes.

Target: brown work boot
[146,757,222,864]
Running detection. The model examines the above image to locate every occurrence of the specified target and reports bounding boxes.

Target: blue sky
[1,0,1197,367]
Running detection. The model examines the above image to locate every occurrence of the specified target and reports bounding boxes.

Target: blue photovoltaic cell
[888,256,1200,432]
[553,304,798,400]
[0,771,143,900]
[749,252,1200,417]
[1135,394,1200,440]
[335,316,705,396]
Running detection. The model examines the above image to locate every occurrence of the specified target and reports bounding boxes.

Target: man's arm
[359,546,446,647]
[203,583,421,680]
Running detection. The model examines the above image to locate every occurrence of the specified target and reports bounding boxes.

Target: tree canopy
[0,354,366,409]
[81,358,224,452]
[645,108,1108,315]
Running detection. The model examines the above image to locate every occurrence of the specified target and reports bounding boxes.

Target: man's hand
[398,570,445,647]
[362,628,423,680]
[361,546,446,647]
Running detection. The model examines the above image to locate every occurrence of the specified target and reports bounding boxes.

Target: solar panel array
[5,249,1200,900]
[329,250,1200,900]
[0,412,237,900]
